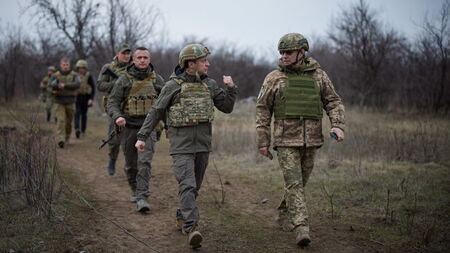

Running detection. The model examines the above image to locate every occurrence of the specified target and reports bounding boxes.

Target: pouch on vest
[274,74,323,120]
[167,81,214,127]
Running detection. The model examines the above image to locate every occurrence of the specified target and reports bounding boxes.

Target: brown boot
[186,225,202,249]
[295,226,311,247]
[176,218,185,232]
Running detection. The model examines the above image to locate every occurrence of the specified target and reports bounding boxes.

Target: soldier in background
[107,47,165,212]
[39,66,56,122]
[256,33,345,247]
[49,58,81,148]
[135,44,238,249]
[74,59,95,138]
[97,44,132,175]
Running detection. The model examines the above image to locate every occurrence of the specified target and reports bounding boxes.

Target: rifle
[99,124,120,149]
[103,67,119,79]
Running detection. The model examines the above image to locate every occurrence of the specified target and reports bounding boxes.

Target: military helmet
[75,59,88,69]
[178,44,210,68]
[278,33,309,52]
[48,66,56,72]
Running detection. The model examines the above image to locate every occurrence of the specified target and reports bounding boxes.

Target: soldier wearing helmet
[107,47,165,213]
[256,33,345,247]
[135,44,238,249]
[39,66,57,122]
[97,44,133,176]
[74,59,95,138]
[48,57,81,148]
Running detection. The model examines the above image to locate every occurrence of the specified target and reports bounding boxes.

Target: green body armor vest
[54,71,78,97]
[77,72,92,95]
[167,79,214,127]
[123,73,157,117]
[274,74,323,120]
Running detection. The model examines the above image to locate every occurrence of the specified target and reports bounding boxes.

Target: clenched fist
[223,76,234,88]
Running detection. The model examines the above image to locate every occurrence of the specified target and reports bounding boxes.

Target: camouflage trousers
[276,147,316,230]
[122,126,157,200]
[54,103,75,143]
[172,152,209,233]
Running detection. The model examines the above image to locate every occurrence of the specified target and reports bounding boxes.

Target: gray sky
[0,0,443,57]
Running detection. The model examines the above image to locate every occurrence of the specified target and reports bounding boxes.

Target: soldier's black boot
[75,129,81,139]
[107,159,116,176]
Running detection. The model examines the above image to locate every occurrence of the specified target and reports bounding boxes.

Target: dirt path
[57,117,380,253]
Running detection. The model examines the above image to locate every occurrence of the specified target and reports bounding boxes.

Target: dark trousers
[74,94,90,132]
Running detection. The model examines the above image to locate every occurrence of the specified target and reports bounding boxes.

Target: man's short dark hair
[60,57,70,63]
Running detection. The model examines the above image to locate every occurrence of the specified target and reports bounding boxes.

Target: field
[0,100,449,252]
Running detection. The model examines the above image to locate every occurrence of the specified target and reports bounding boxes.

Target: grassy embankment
[206,102,450,252]
[0,101,97,252]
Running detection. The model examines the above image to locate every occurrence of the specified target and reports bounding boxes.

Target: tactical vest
[77,72,92,95]
[102,62,129,111]
[274,74,323,120]
[40,76,49,88]
[54,71,78,97]
[167,79,214,127]
[123,72,157,117]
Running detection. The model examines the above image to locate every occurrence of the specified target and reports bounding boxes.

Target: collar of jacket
[112,56,131,68]
[127,63,154,80]
[278,56,320,74]
[170,65,207,82]
[59,70,72,75]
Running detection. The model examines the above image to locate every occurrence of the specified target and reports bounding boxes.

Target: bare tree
[26,0,100,59]
[329,0,405,107]
[417,0,450,113]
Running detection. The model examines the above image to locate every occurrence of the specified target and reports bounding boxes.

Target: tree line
[0,0,448,113]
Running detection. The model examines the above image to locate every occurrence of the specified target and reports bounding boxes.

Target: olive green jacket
[48,70,81,104]
[137,70,238,154]
[97,56,131,94]
[107,64,165,128]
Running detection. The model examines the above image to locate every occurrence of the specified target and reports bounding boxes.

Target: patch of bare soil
[57,118,382,253]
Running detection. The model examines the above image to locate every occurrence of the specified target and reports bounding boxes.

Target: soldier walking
[107,47,165,212]
[256,33,345,247]
[39,66,56,122]
[74,59,95,138]
[97,44,132,175]
[49,58,81,148]
[135,44,238,249]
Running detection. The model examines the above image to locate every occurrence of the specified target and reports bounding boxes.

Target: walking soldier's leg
[194,152,209,193]
[65,104,75,142]
[135,131,157,200]
[277,147,309,228]
[172,154,199,233]
[54,104,66,144]
[122,127,138,193]
[301,147,316,186]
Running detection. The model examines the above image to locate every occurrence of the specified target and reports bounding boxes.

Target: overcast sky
[0,0,443,57]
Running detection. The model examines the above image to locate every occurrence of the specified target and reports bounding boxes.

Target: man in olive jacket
[48,58,81,148]
[107,47,165,213]
[135,44,237,249]
[97,44,132,175]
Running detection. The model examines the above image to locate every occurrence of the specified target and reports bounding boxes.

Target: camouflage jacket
[256,57,345,148]
[107,64,165,128]
[137,68,238,154]
[97,56,132,94]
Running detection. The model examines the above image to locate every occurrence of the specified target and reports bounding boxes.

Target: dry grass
[211,102,450,252]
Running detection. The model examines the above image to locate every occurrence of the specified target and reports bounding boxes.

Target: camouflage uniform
[97,52,132,174]
[40,66,56,122]
[74,60,95,137]
[107,63,165,201]
[49,70,81,146]
[256,34,345,240]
